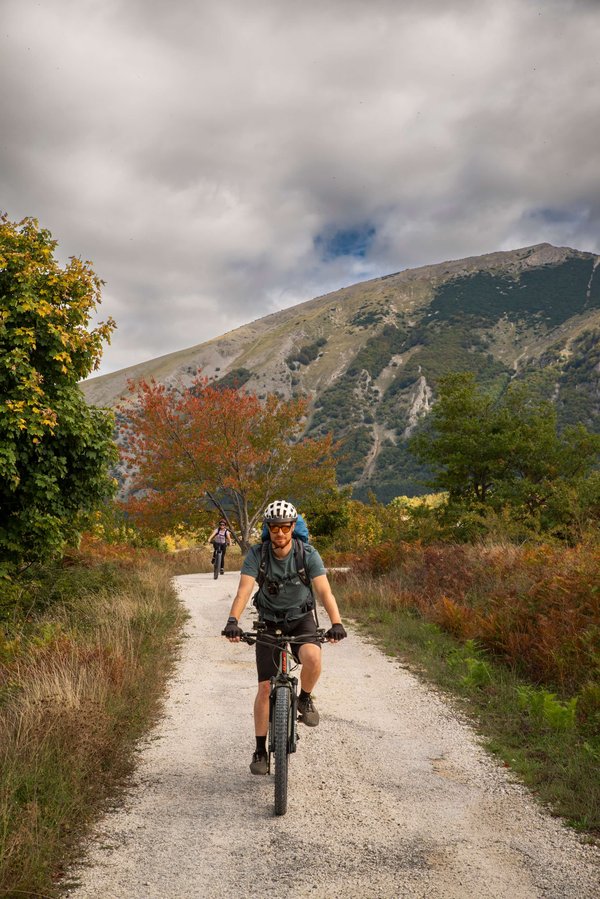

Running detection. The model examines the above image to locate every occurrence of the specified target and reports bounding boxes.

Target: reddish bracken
[333,541,600,692]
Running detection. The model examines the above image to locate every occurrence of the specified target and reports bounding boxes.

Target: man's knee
[298,643,321,670]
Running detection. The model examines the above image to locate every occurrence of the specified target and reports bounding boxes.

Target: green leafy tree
[0,215,117,575]
[410,373,512,503]
[410,372,600,532]
[495,386,599,524]
[302,487,352,548]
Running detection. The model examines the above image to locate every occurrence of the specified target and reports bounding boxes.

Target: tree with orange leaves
[119,374,337,549]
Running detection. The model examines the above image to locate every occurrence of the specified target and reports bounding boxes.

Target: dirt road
[69,573,599,898]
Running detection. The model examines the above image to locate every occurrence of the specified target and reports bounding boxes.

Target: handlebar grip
[221,630,256,644]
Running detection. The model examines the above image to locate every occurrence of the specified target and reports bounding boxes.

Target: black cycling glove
[325,623,347,642]
[222,616,243,639]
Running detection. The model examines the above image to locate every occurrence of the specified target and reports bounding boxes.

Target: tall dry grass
[331,540,600,693]
[0,556,184,897]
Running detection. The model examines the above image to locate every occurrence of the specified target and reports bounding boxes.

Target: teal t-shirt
[241,542,326,621]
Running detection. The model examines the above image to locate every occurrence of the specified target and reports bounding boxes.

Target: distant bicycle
[213,543,225,579]
[223,621,328,815]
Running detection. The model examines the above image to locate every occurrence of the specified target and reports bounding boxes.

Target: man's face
[267,521,295,551]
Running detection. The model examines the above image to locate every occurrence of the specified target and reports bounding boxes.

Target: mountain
[81,243,600,501]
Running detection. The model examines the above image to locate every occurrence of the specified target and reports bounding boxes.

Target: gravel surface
[68,573,600,898]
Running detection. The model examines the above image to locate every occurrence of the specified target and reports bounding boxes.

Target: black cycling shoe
[250,750,268,775]
[220,568,225,574]
[297,694,319,726]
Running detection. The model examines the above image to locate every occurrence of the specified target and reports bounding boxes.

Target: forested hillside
[82,243,600,500]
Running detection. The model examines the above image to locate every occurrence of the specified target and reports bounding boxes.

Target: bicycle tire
[273,687,290,816]
[213,546,221,579]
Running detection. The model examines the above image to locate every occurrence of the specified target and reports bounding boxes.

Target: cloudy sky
[2,0,599,375]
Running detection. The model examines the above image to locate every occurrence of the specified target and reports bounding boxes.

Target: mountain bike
[233,621,327,816]
[212,543,225,579]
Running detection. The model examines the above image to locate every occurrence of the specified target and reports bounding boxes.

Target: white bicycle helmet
[263,500,298,523]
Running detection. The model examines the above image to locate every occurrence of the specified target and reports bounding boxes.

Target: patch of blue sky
[527,206,589,227]
[314,224,376,261]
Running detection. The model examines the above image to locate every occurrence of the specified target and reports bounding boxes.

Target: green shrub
[517,686,578,731]
[576,682,600,734]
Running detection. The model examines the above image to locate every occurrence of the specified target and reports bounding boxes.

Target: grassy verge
[332,572,600,839]
[0,541,186,897]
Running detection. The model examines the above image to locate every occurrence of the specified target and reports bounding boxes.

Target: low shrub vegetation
[329,540,600,835]
[0,537,185,897]
[332,541,599,691]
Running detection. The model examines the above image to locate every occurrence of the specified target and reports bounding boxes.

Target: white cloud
[1,0,599,374]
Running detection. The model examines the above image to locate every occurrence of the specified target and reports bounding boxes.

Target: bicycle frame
[240,623,326,761]
[226,622,327,815]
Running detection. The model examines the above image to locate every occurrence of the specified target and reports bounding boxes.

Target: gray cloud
[2,0,599,374]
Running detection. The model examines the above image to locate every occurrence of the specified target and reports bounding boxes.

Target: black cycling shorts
[256,612,320,682]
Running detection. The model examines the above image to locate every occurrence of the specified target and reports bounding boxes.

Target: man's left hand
[325,623,347,642]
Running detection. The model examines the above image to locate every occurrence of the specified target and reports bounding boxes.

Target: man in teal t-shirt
[240,538,325,622]
[222,499,347,775]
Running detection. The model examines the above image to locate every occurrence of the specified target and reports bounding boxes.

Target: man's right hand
[222,616,243,641]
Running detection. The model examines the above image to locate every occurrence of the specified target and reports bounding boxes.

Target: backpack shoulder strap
[293,537,311,588]
[257,541,270,589]
[293,538,320,628]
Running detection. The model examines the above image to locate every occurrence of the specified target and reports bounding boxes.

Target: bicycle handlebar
[221,629,329,646]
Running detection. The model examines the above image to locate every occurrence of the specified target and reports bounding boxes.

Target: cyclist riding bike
[209,519,232,574]
[222,499,347,775]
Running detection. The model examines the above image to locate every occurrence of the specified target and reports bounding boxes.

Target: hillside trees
[0,216,117,575]
[411,372,600,534]
[119,376,337,549]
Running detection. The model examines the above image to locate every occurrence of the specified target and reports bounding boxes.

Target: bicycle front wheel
[213,547,221,579]
[273,687,290,816]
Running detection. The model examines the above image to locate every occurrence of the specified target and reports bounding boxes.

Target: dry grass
[0,556,185,897]
[329,540,600,692]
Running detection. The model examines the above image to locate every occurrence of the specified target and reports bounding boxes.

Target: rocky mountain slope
[81,243,600,500]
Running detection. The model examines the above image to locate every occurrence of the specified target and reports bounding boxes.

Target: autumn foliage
[334,541,600,692]
[119,375,337,547]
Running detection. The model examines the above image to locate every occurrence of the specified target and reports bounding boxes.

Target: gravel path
[69,573,599,898]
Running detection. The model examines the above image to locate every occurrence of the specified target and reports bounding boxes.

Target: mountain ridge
[82,242,595,405]
[81,242,600,499]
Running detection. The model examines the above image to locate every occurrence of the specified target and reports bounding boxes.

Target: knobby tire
[213,546,221,579]
[273,687,290,816]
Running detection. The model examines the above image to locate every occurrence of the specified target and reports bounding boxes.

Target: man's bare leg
[297,644,321,726]
[298,643,321,693]
[250,680,271,774]
[254,680,270,736]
